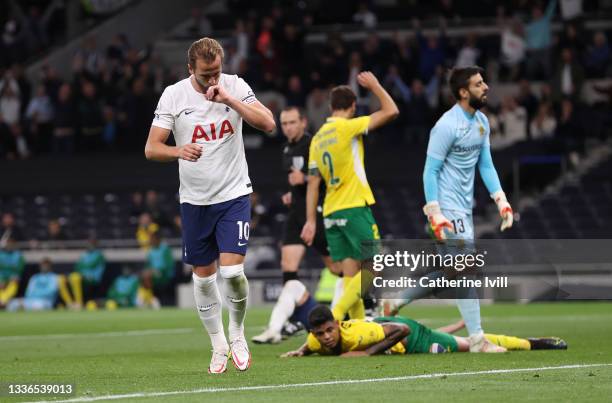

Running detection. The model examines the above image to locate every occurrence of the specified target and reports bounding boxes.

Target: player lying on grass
[281,305,567,357]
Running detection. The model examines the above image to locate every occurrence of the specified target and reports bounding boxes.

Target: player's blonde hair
[187,37,224,67]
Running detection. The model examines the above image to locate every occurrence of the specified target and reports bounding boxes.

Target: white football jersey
[152,74,256,205]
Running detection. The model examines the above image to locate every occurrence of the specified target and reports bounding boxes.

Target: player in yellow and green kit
[301,72,399,321]
[281,305,567,357]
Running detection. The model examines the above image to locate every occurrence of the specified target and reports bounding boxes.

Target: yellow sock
[69,272,84,306]
[0,280,19,304]
[485,334,531,350]
[332,270,374,320]
[137,287,154,304]
[58,275,74,305]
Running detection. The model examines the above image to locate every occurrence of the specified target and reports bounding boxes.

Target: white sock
[220,264,249,341]
[193,272,228,352]
[331,278,344,308]
[269,280,306,334]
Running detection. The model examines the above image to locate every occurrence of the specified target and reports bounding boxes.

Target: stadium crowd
[0,0,610,160]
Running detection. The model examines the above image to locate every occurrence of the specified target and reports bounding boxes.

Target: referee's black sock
[282,271,299,284]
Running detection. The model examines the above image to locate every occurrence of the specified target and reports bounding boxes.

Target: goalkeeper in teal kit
[380,67,513,352]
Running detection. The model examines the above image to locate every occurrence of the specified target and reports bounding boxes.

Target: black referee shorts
[282,207,329,257]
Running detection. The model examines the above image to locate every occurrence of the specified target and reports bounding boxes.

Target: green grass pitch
[1,302,611,402]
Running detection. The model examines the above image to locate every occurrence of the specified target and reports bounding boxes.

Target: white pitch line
[0,328,196,342]
[29,363,612,403]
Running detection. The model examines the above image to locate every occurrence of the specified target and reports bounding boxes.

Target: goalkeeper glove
[491,190,513,231]
[423,201,453,240]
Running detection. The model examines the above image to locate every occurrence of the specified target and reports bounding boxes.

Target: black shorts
[282,208,329,257]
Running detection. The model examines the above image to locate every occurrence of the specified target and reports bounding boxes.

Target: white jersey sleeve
[235,77,257,105]
[152,87,175,130]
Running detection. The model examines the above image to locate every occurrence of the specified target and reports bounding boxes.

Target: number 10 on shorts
[237,221,250,241]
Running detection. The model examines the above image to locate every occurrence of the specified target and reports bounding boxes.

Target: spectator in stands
[584,31,610,78]
[40,64,62,102]
[1,19,27,66]
[500,17,526,81]
[516,79,539,133]
[0,237,25,308]
[136,212,159,249]
[455,33,481,68]
[405,79,433,144]
[525,0,557,79]
[116,77,157,151]
[129,191,145,222]
[180,7,213,38]
[67,237,106,310]
[306,87,328,133]
[144,190,169,228]
[77,80,104,151]
[414,18,447,83]
[106,33,130,63]
[551,47,585,103]
[12,64,31,111]
[4,122,30,159]
[105,266,139,309]
[278,23,306,76]
[0,212,25,246]
[74,36,104,77]
[0,75,21,126]
[101,105,117,149]
[285,75,306,107]
[51,83,77,154]
[497,95,528,149]
[25,84,54,153]
[362,33,386,77]
[7,257,57,311]
[557,99,584,163]
[139,232,174,308]
[558,22,585,57]
[530,102,557,140]
[47,218,68,241]
[353,2,377,29]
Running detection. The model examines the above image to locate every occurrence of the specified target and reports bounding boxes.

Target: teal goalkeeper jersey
[0,250,25,281]
[25,272,58,301]
[75,249,105,283]
[426,104,490,213]
[147,243,174,279]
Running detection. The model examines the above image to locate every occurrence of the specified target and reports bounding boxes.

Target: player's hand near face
[205,84,231,104]
[300,221,316,246]
[288,168,305,186]
[177,143,203,162]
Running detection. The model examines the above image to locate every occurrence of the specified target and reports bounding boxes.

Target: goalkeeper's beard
[468,91,487,110]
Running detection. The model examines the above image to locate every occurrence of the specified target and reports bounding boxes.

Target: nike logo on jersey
[238,241,248,246]
[178,109,195,117]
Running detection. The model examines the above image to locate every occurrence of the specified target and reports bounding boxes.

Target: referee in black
[279,106,340,283]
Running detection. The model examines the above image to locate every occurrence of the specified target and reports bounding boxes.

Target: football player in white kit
[145,38,275,373]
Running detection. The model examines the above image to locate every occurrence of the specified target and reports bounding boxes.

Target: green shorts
[375,316,458,353]
[323,206,380,262]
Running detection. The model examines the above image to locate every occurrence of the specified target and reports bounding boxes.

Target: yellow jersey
[306,319,406,355]
[308,116,375,216]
